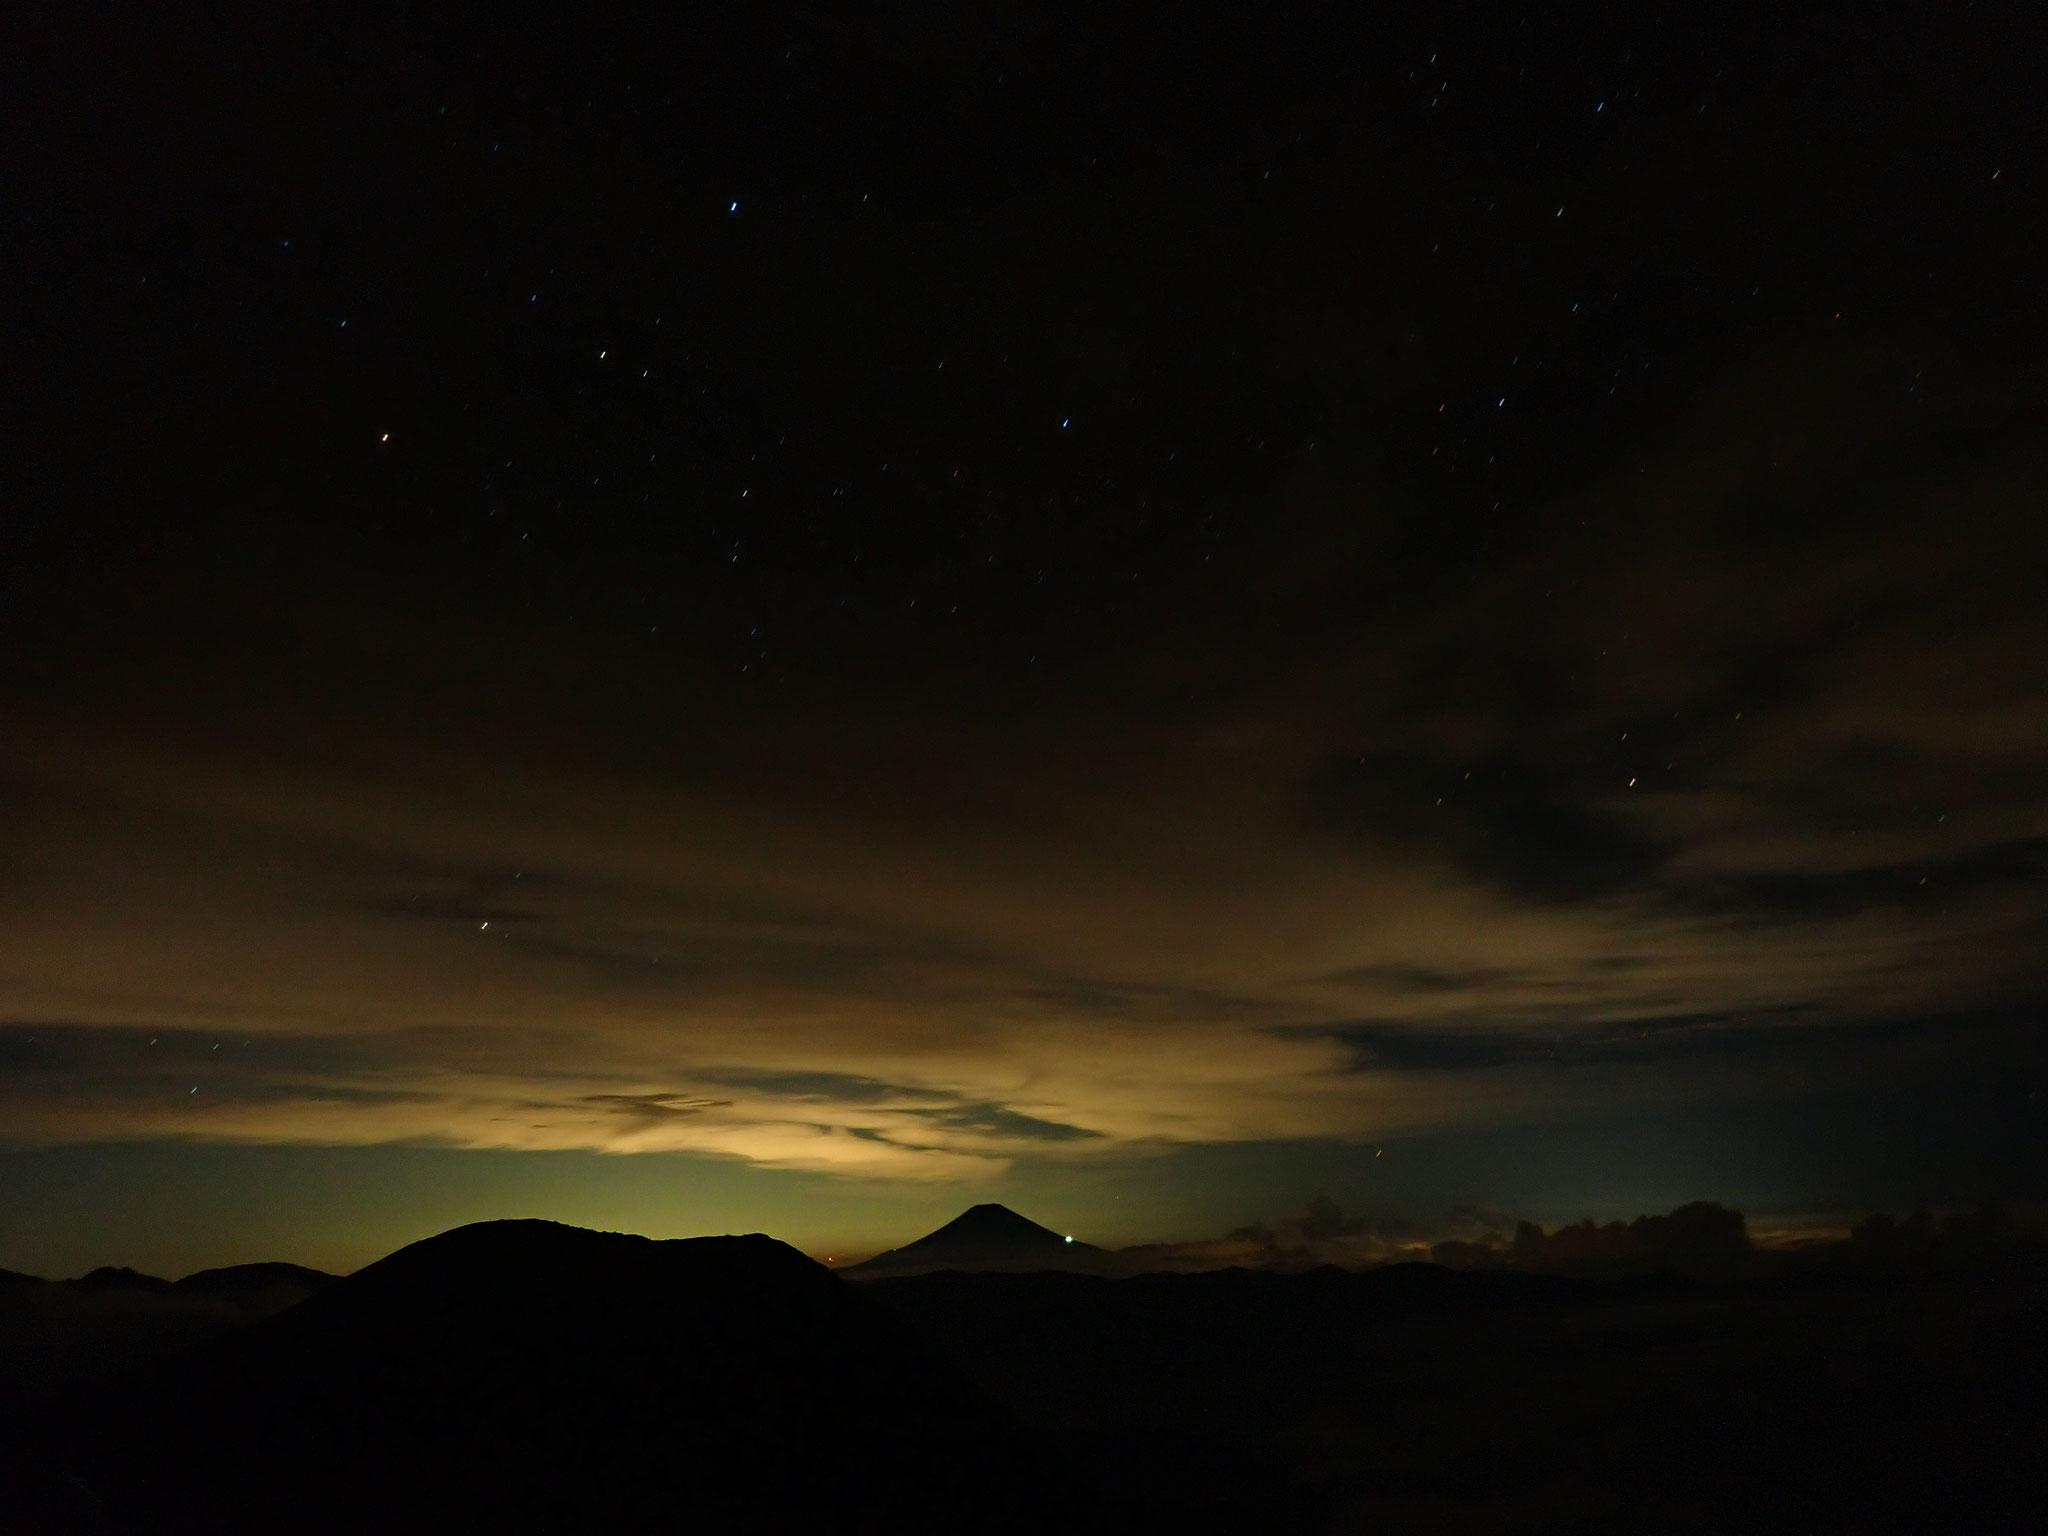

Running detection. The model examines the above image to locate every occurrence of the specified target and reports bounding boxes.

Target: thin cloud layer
[3,345,2043,1181]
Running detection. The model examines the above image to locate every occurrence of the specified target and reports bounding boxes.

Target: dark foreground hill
[2,1221,1135,1536]
[12,1228,2045,1535]
[868,1263,2048,1535]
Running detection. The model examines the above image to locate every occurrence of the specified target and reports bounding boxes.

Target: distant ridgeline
[854,1199,2048,1282]
[1433,1201,1753,1277]
[0,1262,338,1410]
[849,1200,1762,1281]
[1429,1200,2048,1278]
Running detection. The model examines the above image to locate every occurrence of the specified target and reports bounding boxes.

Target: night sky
[4,1,2044,1276]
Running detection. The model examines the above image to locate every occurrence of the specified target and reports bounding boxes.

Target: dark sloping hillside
[868,1263,2048,1534]
[845,1203,1105,1276]
[5,1220,1136,1536]
[69,1268,175,1295]
[170,1262,336,1297]
[0,1265,336,1416]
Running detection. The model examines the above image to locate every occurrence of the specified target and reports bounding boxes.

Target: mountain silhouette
[845,1204,1106,1277]
[0,1262,339,1414]
[4,1219,1128,1535]
[72,1265,176,1295]
[170,1261,337,1298]
[0,1262,335,1296]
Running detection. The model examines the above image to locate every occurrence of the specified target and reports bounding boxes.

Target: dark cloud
[1297,1194,1366,1243]
[1011,975,1265,1020]
[0,1024,385,1080]
[1443,1203,1514,1235]
[1669,835,2048,921]
[697,1071,953,1107]
[1305,1023,1552,1073]
[1507,1201,1751,1277]
[904,1104,1101,1144]
[365,868,552,927]
[1325,964,1532,994]
[583,1093,733,1121]
[1316,749,1670,903]
[1268,1006,2048,1096]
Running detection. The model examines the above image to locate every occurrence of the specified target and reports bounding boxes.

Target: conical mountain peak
[912,1203,1071,1250]
[842,1204,1102,1275]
